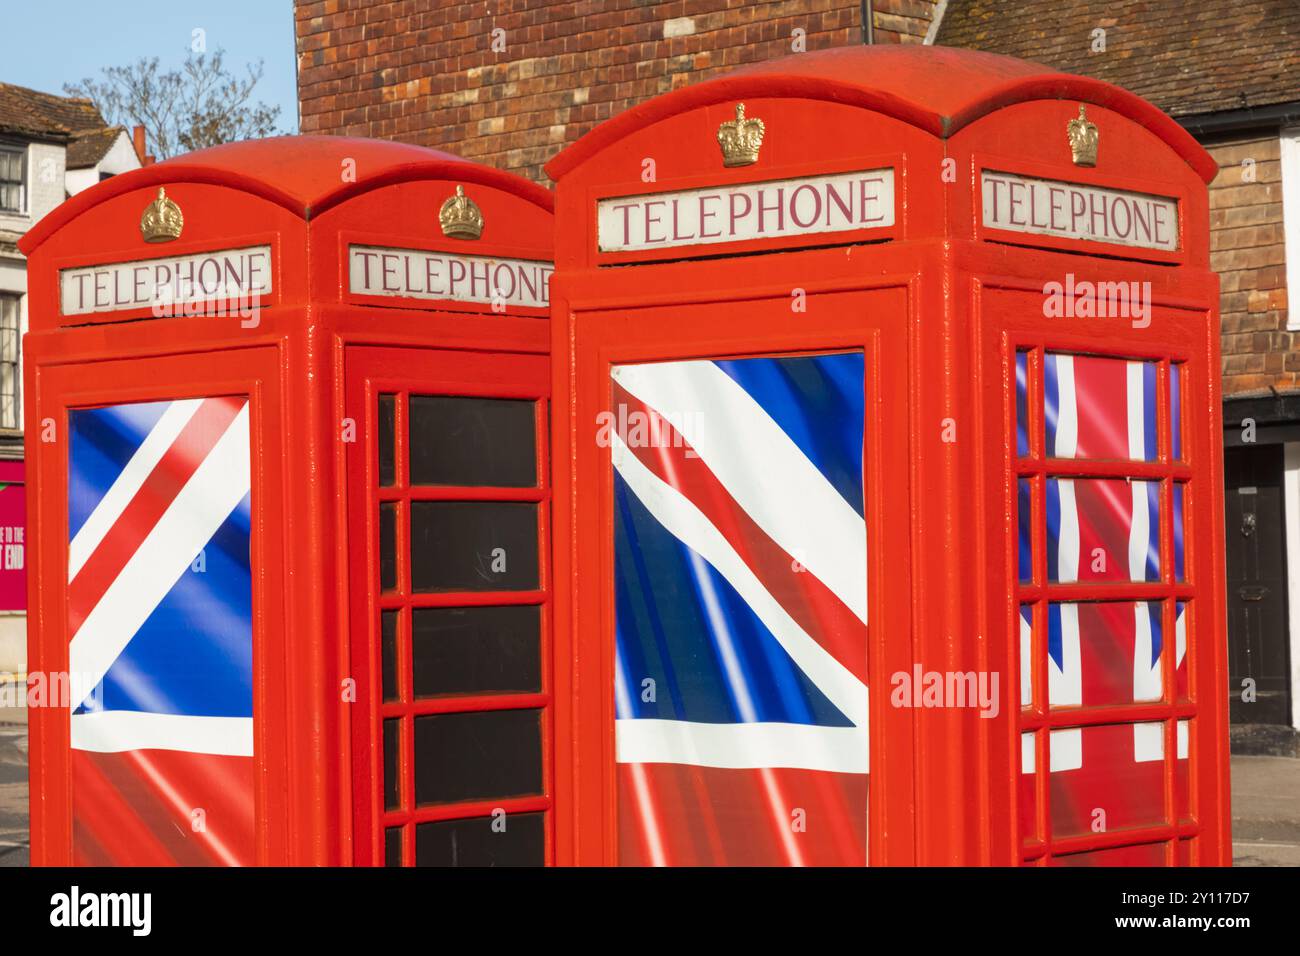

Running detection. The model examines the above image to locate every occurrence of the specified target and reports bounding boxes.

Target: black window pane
[410,502,538,592]
[378,394,396,487]
[415,812,544,867]
[409,396,536,487]
[413,605,541,697]
[379,502,397,591]
[384,827,403,867]
[383,718,401,811]
[381,610,399,702]
[414,709,542,805]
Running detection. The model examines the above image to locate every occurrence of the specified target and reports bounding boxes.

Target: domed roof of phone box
[546,45,1215,184]
[20,135,553,254]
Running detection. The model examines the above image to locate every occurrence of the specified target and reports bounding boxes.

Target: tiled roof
[936,0,1300,117]
[67,126,126,169]
[0,82,106,140]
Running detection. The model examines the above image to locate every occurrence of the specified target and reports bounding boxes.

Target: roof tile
[0,82,106,139]
[937,0,1300,116]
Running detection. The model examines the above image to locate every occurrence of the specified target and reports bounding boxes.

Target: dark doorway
[1224,443,1292,725]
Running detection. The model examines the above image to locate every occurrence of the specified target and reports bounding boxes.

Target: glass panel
[1046,602,1166,709]
[1176,719,1191,824]
[415,812,544,867]
[384,827,403,867]
[1018,478,1033,583]
[409,501,538,592]
[1173,483,1186,581]
[412,604,541,697]
[1170,364,1183,461]
[0,149,19,182]
[612,352,868,866]
[67,397,255,863]
[380,609,399,702]
[414,708,542,805]
[1044,353,1157,461]
[1019,605,1032,708]
[1019,731,1039,843]
[1015,350,1029,457]
[408,396,537,487]
[1048,723,1166,838]
[1046,477,1160,582]
[379,502,397,591]
[1050,843,1166,866]
[0,362,14,429]
[383,718,401,811]
[377,394,396,487]
[1175,601,1188,701]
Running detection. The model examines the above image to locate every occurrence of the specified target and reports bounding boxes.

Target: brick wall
[294,1,939,185]
[1207,135,1297,395]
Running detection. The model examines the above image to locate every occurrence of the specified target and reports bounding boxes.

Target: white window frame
[0,142,25,216]
[1279,127,1300,332]
[0,293,20,432]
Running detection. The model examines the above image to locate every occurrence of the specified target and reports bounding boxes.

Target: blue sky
[0,1,299,132]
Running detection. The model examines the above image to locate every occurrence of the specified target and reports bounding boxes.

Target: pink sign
[0,463,25,611]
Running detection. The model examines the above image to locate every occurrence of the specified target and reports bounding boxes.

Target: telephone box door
[560,288,916,865]
[345,345,552,866]
[26,344,291,865]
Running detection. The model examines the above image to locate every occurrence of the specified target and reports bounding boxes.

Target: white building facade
[0,84,145,680]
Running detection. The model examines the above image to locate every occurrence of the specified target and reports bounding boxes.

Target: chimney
[132,125,153,166]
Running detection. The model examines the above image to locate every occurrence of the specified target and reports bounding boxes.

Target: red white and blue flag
[1019,353,1185,583]
[1044,352,1159,463]
[610,353,868,866]
[67,397,254,865]
[1017,351,1182,463]
[1017,352,1189,859]
[1019,602,1189,844]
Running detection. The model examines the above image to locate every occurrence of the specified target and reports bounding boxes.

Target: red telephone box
[19,136,554,866]
[545,46,1231,866]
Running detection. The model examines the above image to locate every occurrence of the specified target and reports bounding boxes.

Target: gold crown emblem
[717,103,766,167]
[140,187,183,242]
[439,185,484,240]
[1067,105,1099,167]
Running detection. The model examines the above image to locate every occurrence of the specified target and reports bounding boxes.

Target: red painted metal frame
[951,92,1228,865]
[554,281,918,865]
[986,288,1223,865]
[22,137,554,866]
[547,46,1227,866]
[24,337,293,865]
[344,345,553,867]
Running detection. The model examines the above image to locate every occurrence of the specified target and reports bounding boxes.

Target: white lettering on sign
[348,246,553,308]
[981,170,1179,252]
[597,169,896,253]
[60,246,273,317]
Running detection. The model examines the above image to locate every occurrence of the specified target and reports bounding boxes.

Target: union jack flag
[67,397,254,865]
[1017,352,1189,860]
[1019,600,1189,845]
[610,353,867,866]
[1016,353,1185,583]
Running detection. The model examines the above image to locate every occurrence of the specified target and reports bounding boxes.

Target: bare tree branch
[65,49,282,160]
